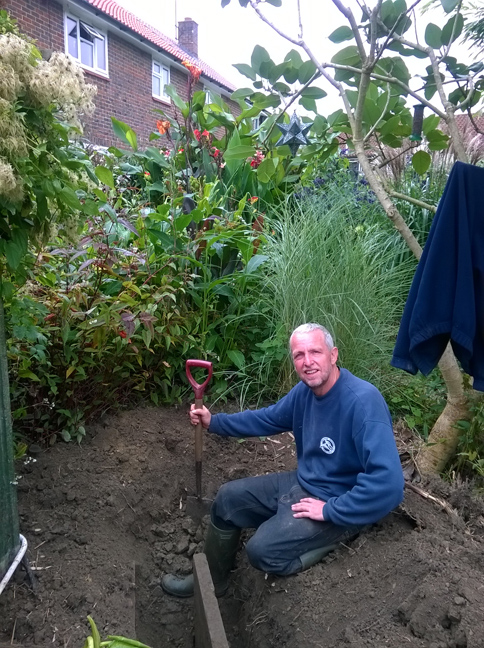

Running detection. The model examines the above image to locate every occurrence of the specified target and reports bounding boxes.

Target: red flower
[144,171,151,177]
[249,150,265,169]
[249,196,258,204]
[156,119,170,135]
[193,129,201,141]
[182,60,202,82]
[119,330,127,339]
[202,130,210,138]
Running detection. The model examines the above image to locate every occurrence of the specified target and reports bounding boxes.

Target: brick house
[1,0,238,147]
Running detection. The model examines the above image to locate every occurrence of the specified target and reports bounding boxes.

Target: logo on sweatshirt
[320,437,335,454]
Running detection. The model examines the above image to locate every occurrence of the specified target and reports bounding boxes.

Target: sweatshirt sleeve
[322,420,404,527]
[209,388,297,438]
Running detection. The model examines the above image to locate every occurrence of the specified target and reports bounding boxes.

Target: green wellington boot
[298,544,341,571]
[161,522,241,598]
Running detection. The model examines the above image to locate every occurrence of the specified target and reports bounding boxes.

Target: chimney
[178,17,198,58]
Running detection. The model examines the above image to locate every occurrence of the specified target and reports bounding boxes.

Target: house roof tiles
[82,0,236,91]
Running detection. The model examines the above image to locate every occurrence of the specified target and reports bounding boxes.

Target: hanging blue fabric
[391,161,484,391]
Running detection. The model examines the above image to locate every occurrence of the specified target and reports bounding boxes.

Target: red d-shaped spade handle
[186,360,213,399]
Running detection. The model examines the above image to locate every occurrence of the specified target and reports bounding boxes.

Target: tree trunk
[418,343,468,473]
[0,295,20,579]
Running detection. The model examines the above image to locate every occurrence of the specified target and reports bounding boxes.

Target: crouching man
[162,323,404,597]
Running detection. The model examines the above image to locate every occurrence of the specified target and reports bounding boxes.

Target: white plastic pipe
[0,534,27,595]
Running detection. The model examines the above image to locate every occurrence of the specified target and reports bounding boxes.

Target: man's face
[290,330,339,396]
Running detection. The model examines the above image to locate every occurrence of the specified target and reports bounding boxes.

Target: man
[162,323,404,597]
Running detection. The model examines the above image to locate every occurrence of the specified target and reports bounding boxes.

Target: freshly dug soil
[1,404,484,648]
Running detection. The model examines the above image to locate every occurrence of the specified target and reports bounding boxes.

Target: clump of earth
[1,404,484,648]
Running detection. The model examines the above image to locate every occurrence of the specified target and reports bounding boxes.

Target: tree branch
[388,190,437,212]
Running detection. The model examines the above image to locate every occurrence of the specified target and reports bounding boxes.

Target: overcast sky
[115,0,473,114]
[115,0,343,107]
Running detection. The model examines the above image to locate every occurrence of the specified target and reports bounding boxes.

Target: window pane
[81,21,103,39]
[152,76,161,96]
[81,40,94,67]
[67,18,78,58]
[153,62,160,75]
[95,37,106,70]
[68,34,78,58]
[163,67,170,86]
[80,23,94,42]
[67,17,77,35]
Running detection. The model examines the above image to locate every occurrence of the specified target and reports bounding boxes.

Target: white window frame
[64,13,108,77]
[152,61,170,101]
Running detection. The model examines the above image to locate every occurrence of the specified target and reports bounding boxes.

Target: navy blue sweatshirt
[209,369,404,527]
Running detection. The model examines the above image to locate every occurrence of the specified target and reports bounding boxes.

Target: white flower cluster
[0,156,23,201]
[30,52,96,124]
[0,34,97,202]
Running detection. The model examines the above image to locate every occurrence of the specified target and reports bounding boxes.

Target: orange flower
[182,60,202,82]
[249,196,258,204]
[156,119,171,135]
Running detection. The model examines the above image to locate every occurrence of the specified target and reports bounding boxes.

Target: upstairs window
[152,61,170,100]
[65,14,108,75]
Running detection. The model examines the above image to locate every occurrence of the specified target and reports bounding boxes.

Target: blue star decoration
[276,112,313,157]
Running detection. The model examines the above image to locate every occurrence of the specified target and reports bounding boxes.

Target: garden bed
[1,405,484,647]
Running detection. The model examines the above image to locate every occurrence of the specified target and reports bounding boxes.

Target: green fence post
[0,295,20,580]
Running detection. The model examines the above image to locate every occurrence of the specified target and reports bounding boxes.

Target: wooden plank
[193,553,229,648]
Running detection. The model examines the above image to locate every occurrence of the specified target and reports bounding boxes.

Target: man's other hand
[292,497,326,521]
[189,404,212,430]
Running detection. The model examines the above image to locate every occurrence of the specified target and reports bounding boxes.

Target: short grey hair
[289,323,334,350]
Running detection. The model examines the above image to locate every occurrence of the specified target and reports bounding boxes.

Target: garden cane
[185,359,213,521]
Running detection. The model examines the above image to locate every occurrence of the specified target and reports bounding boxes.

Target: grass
[253,186,416,400]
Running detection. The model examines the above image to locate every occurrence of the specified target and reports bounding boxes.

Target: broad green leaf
[379,115,403,136]
[273,81,291,95]
[93,188,108,201]
[251,45,271,75]
[4,240,24,270]
[298,60,317,84]
[111,117,136,148]
[233,63,257,81]
[256,158,275,183]
[422,114,440,134]
[163,84,187,111]
[126,128,138,151]
[231,88,254,100]
[424,23,442,49]
[284,49,304,67]
[441,0,459,13]
[227,349,245,370]
[253,93,281,109]
[299,96,317,112]
[95,166,115,189]
[300,86,327,99]
[259,58,276,79]
[441,13,463,46]
[223,144,256,161]
[412,150,431,175]
[59,186,83,211]
[329,26,354,43]
[282,65,299,84]
[0,281,14,299]
[245,254,268,274]
[331,46,361,66]
[268,62,287,83]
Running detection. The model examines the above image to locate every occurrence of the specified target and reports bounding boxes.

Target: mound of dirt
[1,405,484,648]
